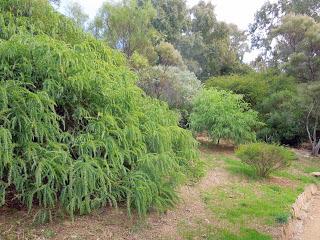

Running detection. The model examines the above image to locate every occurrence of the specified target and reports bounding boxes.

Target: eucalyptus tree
[65,1,89,30]
[175,1,249,80]
[90,0,159,62]
[249,0,320,63]
[304,83,320,156]
[272,15,320,83]
[151,0,190,43]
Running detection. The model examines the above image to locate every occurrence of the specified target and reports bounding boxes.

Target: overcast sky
[60,0,269,30]
[59,0,270,62]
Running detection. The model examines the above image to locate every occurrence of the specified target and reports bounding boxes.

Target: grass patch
[222,156,320,186]
[274,170,318,185]
[178,220,271,240]
[221,157,258,179]
[202,183,300,226]
[304,166,320,174]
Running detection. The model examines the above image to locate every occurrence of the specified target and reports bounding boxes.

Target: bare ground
[0,167,231,240]
[292,192,320,240]
[299,193,320,240]
[1,145,318,240]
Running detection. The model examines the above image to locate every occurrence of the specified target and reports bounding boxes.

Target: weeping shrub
[0,0,199,221]
[190,89,261,144]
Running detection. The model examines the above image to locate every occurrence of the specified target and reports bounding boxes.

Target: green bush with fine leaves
[190,89,261,144]
[0,0,199,222]
[205,72,305,145]
[236,143,296,178]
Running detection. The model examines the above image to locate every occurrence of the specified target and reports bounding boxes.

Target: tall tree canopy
[272,15,320,83]
[250,0,320,63]
[151,0,190,44]
[88,0,249,80]
[65,1,89,30]
[90,0,159,62]
[248,0,320,154]
[175,1,249,80]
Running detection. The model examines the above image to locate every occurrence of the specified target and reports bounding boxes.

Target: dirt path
[293,192,320,240]
[47,167,231,240]
[133,168,231,240]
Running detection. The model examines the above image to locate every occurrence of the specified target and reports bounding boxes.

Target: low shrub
[236,143,296,177]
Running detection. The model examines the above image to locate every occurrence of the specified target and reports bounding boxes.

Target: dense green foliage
[206,72,295,107]
[190,89,260,144]
[89,0,250,80]
[272,15,320,83]
[0,0,200,221]
[250,6,320,152]
[303,83,320,155]
[250,0,320,60]
[206,72,305,145]
[151,0,190,44]
[236,143,296,177]
[174,1,249,79]
[156,41,185,68]
[91,0,158,62]
[257,90,304,144]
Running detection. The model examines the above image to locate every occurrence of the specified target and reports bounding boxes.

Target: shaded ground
[1,143,319,240]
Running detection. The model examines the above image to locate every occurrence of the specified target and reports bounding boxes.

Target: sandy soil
[293,193,320,240]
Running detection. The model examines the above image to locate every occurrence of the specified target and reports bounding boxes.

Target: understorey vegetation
[236,143,296,177]
[0,0,201,223]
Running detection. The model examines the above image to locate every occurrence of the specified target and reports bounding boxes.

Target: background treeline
[64,0,320,155]
[66,0,249,79]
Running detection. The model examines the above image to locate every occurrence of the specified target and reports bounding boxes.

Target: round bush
[236,143,296,177]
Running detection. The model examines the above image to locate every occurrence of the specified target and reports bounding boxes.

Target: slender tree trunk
[312,140,320,156]
[306,104,319,156]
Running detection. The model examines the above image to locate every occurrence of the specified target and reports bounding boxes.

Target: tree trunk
[311,140,320,156]
[306,104,319,156]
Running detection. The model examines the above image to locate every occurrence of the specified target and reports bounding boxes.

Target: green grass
[222,156,320,186]
[179,220,271,240]
[191,154,320,240]
[274,170,318,185]
[303,166,320,173]
[202,183,300,226]
[221,157,258,179]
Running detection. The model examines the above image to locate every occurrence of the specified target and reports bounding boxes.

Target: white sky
[60,0,268,30]
[60,0,270,62]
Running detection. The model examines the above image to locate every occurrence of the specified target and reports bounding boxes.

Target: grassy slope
[179,145,320,240]
[1,144,320,240]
